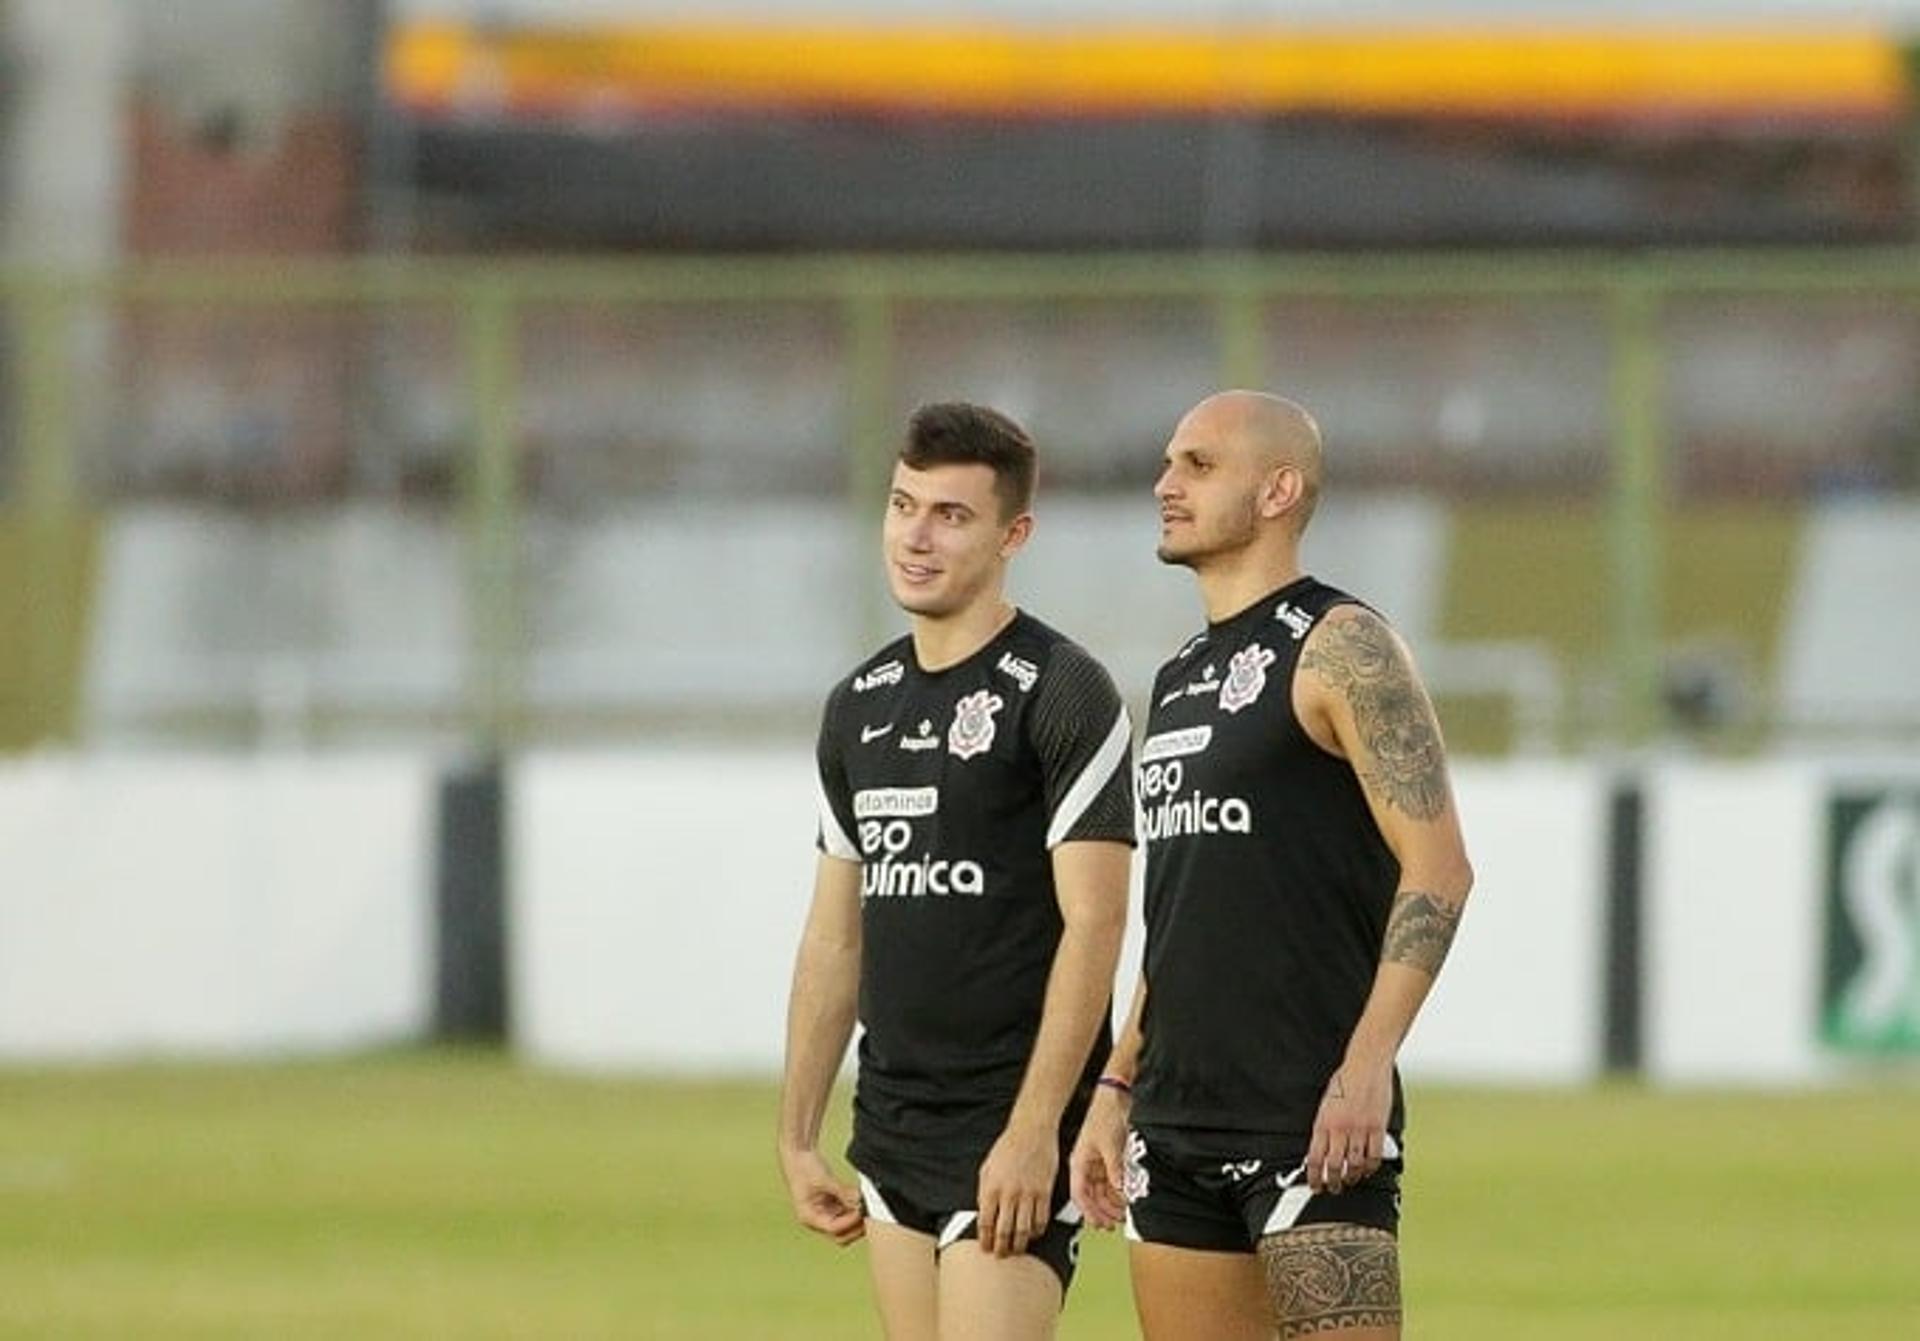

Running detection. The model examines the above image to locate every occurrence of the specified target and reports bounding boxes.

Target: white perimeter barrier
[1400,764,1608,1084]
[1646,761,1920,1085]
[511,754,1610,1081]
[0,755,435,1058]
[7,752,1913,1080]
[509,750,818,1072]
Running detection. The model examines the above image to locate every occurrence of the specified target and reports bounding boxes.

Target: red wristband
[1096,1075,1133,1096]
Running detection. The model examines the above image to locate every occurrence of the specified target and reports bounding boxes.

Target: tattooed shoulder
[1300,606,1451,821]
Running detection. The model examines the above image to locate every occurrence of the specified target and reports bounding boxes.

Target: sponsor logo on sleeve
[996,652,1039,693]
[1273,601,1314,640]
[852,660,904,693]
[859,722,893,744]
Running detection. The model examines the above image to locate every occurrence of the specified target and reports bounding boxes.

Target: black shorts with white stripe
[1123,1123,1402,1253]
[855,1169,1085,1292]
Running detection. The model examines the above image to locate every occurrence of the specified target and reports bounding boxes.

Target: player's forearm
[1383,859,1471,981]
[777,937,860,1155]
[1341,961,1441,1074]
[1344,870,1472,1070]
[1007,912,1127,1132]
[1098,972,1148,1083]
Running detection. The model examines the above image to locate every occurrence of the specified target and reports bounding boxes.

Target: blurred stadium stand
[1778,502,1920,733]
[385,17,1912,251]
[80,490,1448,750]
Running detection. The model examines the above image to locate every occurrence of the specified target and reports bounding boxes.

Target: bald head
[1177,391,1324,534]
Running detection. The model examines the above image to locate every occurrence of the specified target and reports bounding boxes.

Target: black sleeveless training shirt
[1132,576,1404,1140]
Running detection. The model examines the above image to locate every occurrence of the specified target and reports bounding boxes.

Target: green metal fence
[6,248,1920,751]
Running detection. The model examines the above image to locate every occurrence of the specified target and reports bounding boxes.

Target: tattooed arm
[1294,603,1474,1193]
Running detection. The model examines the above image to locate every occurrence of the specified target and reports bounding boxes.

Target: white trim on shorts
[858,1174,898,1225]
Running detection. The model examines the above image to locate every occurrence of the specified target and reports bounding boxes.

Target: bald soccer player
[1069,392,1474,1340]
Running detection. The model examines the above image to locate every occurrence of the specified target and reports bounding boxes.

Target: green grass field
[3,1053,1916,1338]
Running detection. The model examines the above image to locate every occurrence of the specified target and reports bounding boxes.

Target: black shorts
[1123,1123,1402,1253]
[854,1170,1084,1293]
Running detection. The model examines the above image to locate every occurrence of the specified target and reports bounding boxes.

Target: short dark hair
[900,402,1037,519]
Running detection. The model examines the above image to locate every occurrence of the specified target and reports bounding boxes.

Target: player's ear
[1258,465,1304,521]
[999,511,1034,558]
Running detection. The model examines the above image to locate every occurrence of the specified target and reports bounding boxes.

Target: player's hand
[1306,1059,1393,1194]
[976,1120,1058,1258]
[779,1146,865,1246]
[1069,1085,1131,1231]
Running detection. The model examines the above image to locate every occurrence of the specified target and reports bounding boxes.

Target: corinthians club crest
[1219,643,1277,714]
[948,688,1005,760]
[1123,1129,1151,1203]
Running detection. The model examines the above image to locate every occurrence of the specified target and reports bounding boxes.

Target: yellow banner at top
[387,22,1908,120]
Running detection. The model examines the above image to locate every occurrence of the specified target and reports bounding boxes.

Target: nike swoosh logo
[860,723,893,742]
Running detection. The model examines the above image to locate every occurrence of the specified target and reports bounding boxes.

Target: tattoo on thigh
[1257,1224,1402,1337]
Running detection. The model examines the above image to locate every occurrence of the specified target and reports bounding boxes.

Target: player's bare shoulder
[1297,603,1452,823]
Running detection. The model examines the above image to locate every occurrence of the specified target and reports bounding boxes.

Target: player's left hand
[779,1146,867,1246]
[1306,1058,1393,1194]
[976,1121,1058,1258]
[1068,1084,1131,1231]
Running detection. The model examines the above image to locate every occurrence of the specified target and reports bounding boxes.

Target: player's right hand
[779,1147,865,1246]
[1068,1085,1130,1231]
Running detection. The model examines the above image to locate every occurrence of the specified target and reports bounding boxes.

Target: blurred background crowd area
[3,0,1919,754]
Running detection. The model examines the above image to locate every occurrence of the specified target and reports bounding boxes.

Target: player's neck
[1194,545,1302,625]
[910,596,1018,672]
